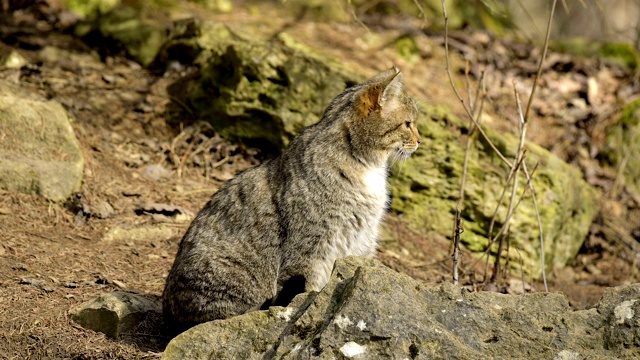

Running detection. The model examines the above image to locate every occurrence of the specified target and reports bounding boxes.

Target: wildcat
[162,67,421,331]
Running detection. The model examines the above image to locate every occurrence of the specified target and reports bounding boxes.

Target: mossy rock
[156,19,362,152]
[72,5,167,66]
[389,104,598,278]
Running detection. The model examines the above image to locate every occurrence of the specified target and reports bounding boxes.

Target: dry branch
[441,0,556,290]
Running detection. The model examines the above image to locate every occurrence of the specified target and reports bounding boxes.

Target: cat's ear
[378,72,404,115]
[368,66,400,84]
[355,68,402,118]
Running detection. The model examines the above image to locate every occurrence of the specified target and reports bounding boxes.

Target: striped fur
[162,67,421,331]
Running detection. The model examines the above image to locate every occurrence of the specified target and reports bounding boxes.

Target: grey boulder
[162,257,640,359]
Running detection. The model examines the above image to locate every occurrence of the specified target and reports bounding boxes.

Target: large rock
[0,80,84,201]
[389,104,598,277]
[156,19,362,151]
[71,291,162,339]
[162,257,640,359]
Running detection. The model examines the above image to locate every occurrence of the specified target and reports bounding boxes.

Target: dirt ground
[0,2,639,359]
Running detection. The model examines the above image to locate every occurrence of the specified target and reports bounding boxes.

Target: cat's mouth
[403,142,419,155]
[393,143,418,159]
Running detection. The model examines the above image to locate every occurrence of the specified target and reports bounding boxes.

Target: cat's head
[348,67,421,166]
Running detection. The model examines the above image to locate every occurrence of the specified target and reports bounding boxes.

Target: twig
[521,154,548,291]
[347,0,371,34]
[440,0,512,168]
[411,0,427,29]
[523,0,557,124]
[489,156,524,282]
[491,83,528,283]
[518,0,556,291]
[513,0,543,40]
[451,62,486,286]
[452,208,463,286]
[472,161,539,278]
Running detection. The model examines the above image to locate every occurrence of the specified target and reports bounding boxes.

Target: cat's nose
[417,137,422,144]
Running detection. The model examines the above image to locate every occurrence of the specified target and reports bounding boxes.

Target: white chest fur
[363,166,388,205]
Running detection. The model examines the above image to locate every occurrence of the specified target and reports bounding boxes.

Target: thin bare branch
[411,0,427,29]
[452,72,486,286]
[516,0,557,293]
[514,0,543,39]
[440,0,512,167]
[452,208,463,285]
[523,0,557,124]
[521,161,547,291]
[491,82,528,282]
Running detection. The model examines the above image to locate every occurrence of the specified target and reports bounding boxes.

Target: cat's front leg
[303,257,336,292]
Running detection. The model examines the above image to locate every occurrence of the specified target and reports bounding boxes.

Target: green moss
[64,0,120,17]
[187,0,232,12]
[599,43,639,70]
[602,98,640,195]
[396,35,420,63]
[389,104,598,278]
[551,39,639,70]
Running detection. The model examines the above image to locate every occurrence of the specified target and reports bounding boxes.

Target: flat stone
[102,224,175,242]
[71,291,162,339]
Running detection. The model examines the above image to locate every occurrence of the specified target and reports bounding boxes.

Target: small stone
[103,225,174,242]
[587,77,599,105]
[554,350,584,360]
[70,291,161,339]
[111,279,127,289]
[19,277,45,286]
[140,164,172,182]
[340,341,366,358]
[92,199,115,219]
[0,50,28,69]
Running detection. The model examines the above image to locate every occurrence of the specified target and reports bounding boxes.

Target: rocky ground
[0,1,639,359]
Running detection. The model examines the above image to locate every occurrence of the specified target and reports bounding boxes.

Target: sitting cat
[162,67,421,331]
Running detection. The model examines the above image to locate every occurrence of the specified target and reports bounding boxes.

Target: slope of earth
[0,1,638,358]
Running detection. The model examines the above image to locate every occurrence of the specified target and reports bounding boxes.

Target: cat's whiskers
[389,148,403,168]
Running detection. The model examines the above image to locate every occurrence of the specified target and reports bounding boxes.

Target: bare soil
[0,2,638,359]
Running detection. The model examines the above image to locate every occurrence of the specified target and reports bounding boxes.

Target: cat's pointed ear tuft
[368,66,400,84]
[355,68,403,118]
[379,72,404,112]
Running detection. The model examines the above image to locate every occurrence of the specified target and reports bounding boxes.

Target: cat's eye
[405,121,411,128]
